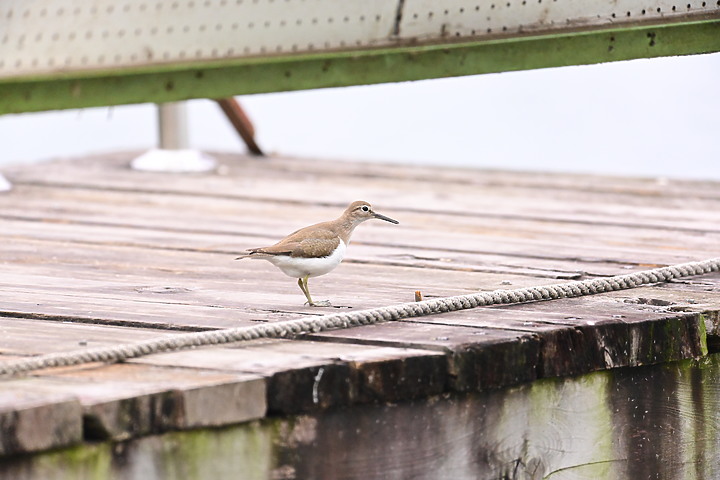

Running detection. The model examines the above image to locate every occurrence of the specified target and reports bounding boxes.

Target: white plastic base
[0,174,11,192]
[130,149,217,173]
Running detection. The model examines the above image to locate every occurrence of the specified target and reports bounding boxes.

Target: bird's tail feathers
[234,251,254,260]
[235,249,272,260]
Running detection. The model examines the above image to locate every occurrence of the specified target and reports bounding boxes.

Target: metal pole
[131,101,216,172]
[158,102,189,150]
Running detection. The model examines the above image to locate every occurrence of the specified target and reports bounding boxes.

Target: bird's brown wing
[289,236,340,258]
[244,223,340,258]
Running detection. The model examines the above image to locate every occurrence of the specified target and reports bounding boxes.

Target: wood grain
[0,151,719,463]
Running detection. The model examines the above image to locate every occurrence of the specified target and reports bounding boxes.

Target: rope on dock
[1,257,719,377]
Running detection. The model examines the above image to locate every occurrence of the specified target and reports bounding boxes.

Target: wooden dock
[1,152,719,479]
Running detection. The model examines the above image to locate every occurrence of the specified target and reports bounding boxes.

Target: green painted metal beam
[0,18,718,115]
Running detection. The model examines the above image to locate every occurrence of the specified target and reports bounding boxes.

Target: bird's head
[344,201,399,225]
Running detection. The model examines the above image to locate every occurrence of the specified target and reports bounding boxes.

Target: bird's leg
[298,276,314,306]
[299,276,332,307]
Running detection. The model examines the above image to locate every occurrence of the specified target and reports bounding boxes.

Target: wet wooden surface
[0,152,719,473]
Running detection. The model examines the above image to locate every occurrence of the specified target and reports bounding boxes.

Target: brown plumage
[236,201,399,306]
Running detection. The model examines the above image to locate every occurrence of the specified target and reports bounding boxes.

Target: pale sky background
[1,51,718,180]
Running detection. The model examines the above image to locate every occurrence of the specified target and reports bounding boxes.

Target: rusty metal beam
[215,98,264,156]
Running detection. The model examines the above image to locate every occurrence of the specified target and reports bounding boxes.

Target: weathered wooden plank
[0,274,526,330]
[6,181,720,242]
[0,260,717,352]
[306,296,706,386]
[7,152,720,203]
[6,155,720,235]
[0,360,267,442]
[0,388,82,456]
[129,340,448,414]
[0,150,719,471]
[0,238,578,329]
[203,152,720,200]
[0,246,716,396]
[4,203,720,277]
[0,318,184,355]
[0,214,583,279]
[490,297,708,376]
[4,356,720,480]
[385,294,709,377]
[292,321,541,392]
[6,175,720,234]
[1,282,711,405]
[3,181,719,278]
[0,320,274,442]
[3,204,719,309]
[0,287,264,331]
[36,363,267,440]
[602,278,720,347]
[5,156,717,272]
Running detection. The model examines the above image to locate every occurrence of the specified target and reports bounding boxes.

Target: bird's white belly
[265,241,347,279]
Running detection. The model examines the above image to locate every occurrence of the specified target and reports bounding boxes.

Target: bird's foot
[306,300,333,307]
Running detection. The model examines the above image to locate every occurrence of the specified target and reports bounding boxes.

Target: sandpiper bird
[236,201,399,306]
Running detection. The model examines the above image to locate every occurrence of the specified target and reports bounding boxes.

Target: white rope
[1,257,718,377]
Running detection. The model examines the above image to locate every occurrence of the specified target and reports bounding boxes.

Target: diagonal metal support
[216,98,264,156]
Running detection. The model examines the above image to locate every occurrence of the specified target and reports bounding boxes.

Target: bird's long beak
[373,212,399,224]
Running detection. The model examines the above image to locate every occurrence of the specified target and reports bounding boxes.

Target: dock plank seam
[1,257,718,377]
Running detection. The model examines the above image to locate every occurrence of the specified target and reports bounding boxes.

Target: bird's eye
[361,205,370,212]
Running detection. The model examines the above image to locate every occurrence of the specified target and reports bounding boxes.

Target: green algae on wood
[7,357,720,479]
[1,19,718,114]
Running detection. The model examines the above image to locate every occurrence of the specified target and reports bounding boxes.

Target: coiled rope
[1,257,719,377]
